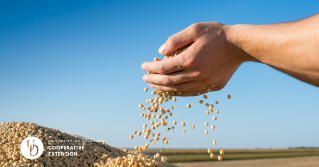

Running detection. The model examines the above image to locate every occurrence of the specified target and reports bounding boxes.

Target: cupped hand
[141,22,251,96]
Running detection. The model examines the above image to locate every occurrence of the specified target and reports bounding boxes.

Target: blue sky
[0,0,318,149]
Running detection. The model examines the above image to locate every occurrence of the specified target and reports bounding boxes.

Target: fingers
[173,90,203,97]
[143,70,197,86]
[161,85,223,97]
[148,80,203,92]
[141,55,186,74]
[159,24,198,55]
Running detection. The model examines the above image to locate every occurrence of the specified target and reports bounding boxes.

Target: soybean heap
[0,122,176,167]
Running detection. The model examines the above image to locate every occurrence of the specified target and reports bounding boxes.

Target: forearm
[227,14,319,86]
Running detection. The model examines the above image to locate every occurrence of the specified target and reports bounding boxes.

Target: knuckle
[183,59,199,68]
[162,77,172,85]
[166,36,176,48]
[190,23,201,34]
[174,86,183,92]
[192,71,204,79]
[156,65,166,74]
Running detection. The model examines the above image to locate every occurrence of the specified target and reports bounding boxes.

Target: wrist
[224,24,260,63]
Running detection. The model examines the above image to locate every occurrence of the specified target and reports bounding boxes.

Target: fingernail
[159,44,166,54]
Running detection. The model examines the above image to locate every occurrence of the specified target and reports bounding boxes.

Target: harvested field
[144,148,319,162]
[173,155,319,167]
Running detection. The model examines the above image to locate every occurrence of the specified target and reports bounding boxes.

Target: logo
[21,136,44,160]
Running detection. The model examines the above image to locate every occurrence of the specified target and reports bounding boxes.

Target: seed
[227,94,231,99]
[208,148,212,153]
[218,155,222,161]
[139,104,143,109]
[134,131,137,134]
[171,106,174,109]
[169,113,172,116]
[141,113,145,117]
[187,104,191,108]
[210,104,214,108]
[151,90,156,95]
[204,122,209,126]
[165,115,168,119]
[181,122,185,126]
[157,115,162,119]
[205,103,209,107]
[205,130,208,134]
[206,111,210,115]
[199,100,204,104]
[138,131,141,136]
[150,121,154,125]
[143,124,147,128]
[157,133,160,136]
[213,116,217,120]
[152,114,156,118]
[173,121,177,125]
[163,139,168,144]
[203,95,208,99]
[216,110,219,114]
[220,149,224,155]
[211,125,215,130]
[173,97,176,102]
[152,126,155,129]
[155,136,159,140]
[215,101,219,104]
[213,140,217,145]
[183,129,186,133]
[144,87,148,92]
[130,135,134,139]
[192,103,194,105]
[209,108,213,112]
[210,153,214,158]
[161,156,167,162]
[156,153,160,158]
[191,125,195,129]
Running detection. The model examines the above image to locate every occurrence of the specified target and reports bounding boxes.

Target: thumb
[159,25,197,55]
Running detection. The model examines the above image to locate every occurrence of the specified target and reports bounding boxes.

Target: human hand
[141,22,252,96]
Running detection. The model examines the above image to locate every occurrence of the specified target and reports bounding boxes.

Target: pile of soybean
[0,122,176,167]
[131,43,229,162]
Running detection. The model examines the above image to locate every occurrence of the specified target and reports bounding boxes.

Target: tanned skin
[141,14,319,96]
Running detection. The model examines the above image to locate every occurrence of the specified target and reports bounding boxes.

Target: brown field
[173,156,319,167]
[143,148,319,163]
